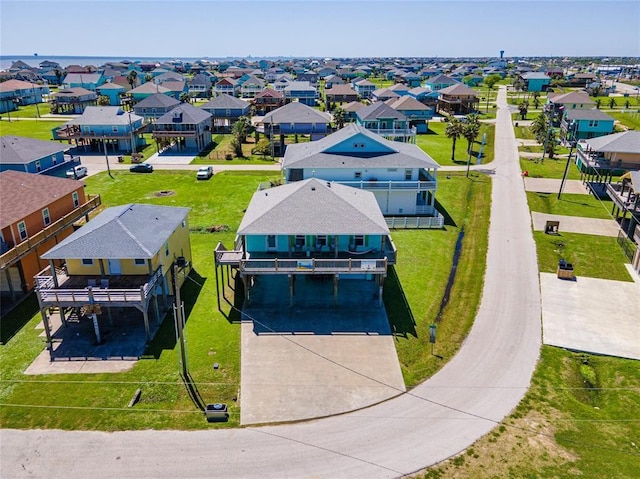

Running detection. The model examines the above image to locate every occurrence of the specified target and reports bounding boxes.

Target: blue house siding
[244,233,384,256]
[0,150,70,175]
[526,78,550,92]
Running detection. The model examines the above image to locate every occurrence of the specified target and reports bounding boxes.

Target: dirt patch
[413,409,578,478]
[154,190,176,197]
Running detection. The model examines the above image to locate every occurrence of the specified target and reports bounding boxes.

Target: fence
[385,213,444,229]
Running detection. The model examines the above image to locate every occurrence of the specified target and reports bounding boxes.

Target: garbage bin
[205,403,229,421]
[118,155,124,163]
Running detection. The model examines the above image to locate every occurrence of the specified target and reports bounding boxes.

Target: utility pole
[102,135,112,178]
[558,123,578,199]
[173,262,189,378]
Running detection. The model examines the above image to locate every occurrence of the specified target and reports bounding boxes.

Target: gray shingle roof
[128,82,171,95]
[200,94,250,110]
[63,73,103,84]
[564,109,614,121]
[67,106,143,126]
[238,178,389,236]
[548,91,594,105]
[261,102,331,124]
[438,83,479,96]
[522,72,550,80]
[41,204,190,260]
[582,131,640,154]
[356,102,407,121]
[386,96,432,111]
[155,103,212,125]
[0,135,68,164]
[133,92,180,109]
[282,124,439,170]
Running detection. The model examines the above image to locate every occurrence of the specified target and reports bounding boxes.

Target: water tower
[500,50,505,60]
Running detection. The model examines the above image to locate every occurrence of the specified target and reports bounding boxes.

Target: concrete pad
[524,178,589,195]
[239,276,405,425]
[531,212,620,237]
[23,308,163,375]
[540,272,640,360]
[147,152,195,165]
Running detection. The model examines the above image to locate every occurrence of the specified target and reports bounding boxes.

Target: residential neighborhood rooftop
[0,135,68,164]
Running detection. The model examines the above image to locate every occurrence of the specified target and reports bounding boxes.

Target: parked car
[196,166,214,180]
[129,163,153,173]
[66,165,88,179]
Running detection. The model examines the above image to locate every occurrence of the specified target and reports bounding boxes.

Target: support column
[142,309,150,342]
[40,308,53,352]
[378,275,384,308]
[214,263,221,310]
[58,303,67,327]
[154,294,160,323]
[99,259,106,278]
[48,259,59,288]
[242,275,249,305]
[5,268,16,302]
[289,274,294,307]
[107,306,113,327]
[91,313,101,344]
[333,274,338,306]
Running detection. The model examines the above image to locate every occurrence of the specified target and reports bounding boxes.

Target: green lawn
[0,169,491,428]
[514,126,535,140]
[14,102,52,118]
[192,134,283,165]
[421,346,640,478]
[0,118,64,140]
[534,231,632,281]
[390,172,491,387]
[527,191,613,219]
[610,111,640,130]
[520,156,582,180]
[417,122,495,166]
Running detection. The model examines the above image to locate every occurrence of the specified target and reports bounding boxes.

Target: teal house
[521,72,551,92]
[96,83,125,106]
[561,109,615,142]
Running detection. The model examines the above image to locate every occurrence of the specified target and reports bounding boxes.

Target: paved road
[1,86,542,478]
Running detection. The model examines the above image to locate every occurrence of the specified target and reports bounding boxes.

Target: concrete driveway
[540,269,640,360]
[531,212,620,237]
[524,178,588,195]
[240,275,405,425]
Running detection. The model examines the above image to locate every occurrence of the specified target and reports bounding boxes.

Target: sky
[1,0,639,59]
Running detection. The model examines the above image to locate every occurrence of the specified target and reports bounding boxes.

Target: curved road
[1,86,541,478]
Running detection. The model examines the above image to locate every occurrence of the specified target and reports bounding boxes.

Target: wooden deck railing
[0,195,101,271]
[240,257,388,274]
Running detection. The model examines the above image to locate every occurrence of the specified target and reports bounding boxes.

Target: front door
[266,235,276,252]
[108,259,122,275]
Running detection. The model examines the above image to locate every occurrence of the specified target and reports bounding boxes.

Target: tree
[232,116,254,144]
[608,97,616,109]
[625,99,630,109]
[179,92,190,104]
[483,73,502,112]
[518,101,529,120]
[530,112,549,145]
[251,138,272,157]
[462,114,481,154]
[532,91,541,109]
[595,98,602,109]
[444,115,463,161]
[230,136,243,157]
[97,95,110,106]
[126,70,138,89]
[144,73,153,83]
[53,68,64,86]
[333,107,346,129]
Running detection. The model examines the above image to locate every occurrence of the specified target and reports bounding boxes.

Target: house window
[267,235,276,248]
[588,120,598,128]
[35,161,41,172]
[82,259,94,266]
[354,171,362,179]
[134,258,146,265]
[112,126,118,133]
[42,208,51,227]
[72,191,79,207]
[52,155,57,165]
[17,221,27,241]
[295,235,305,246]
[405,169,412,180]
[354,235,365,247]
[316,235,327,246]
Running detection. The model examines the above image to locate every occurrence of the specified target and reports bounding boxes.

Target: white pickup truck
[66,165,88,179]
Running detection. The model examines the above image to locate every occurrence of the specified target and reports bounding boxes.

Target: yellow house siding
[66,258,102,275]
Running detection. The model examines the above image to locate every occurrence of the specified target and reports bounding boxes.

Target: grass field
[192,135,277,165]
[0,169,491,428]
[610,111,640,130]
[526,191,613,219]
[13,103,53,117]
[420,346,640,479]
[520,156,582,180]
[417,122,495,167]
[0,118,63,140]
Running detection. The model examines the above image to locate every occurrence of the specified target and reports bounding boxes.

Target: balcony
[335,179,436,191]
[240,257,388,275]
[606,182,640,215]
[54,124,148,140]
[363,126,417,137]
[34,264,163,308]
[577,149,638,172]
[0,195,101,272]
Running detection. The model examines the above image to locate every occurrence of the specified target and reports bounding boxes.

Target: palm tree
[530,112,549,145]
[232,116,254,144]
[625,99,630,109]
[53,68,64,86]
[179,92,190,104]
[126,70,138,89]
[532,91,541,109]
[595,98,602,109]
[483,73,501,112]
[444,115,463,161]
[608,97,616,109]
[462,114,481,154]
[518,101,529,121]
[333,107,346,129]
[144,73,153,84]
[97,95,110,106]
